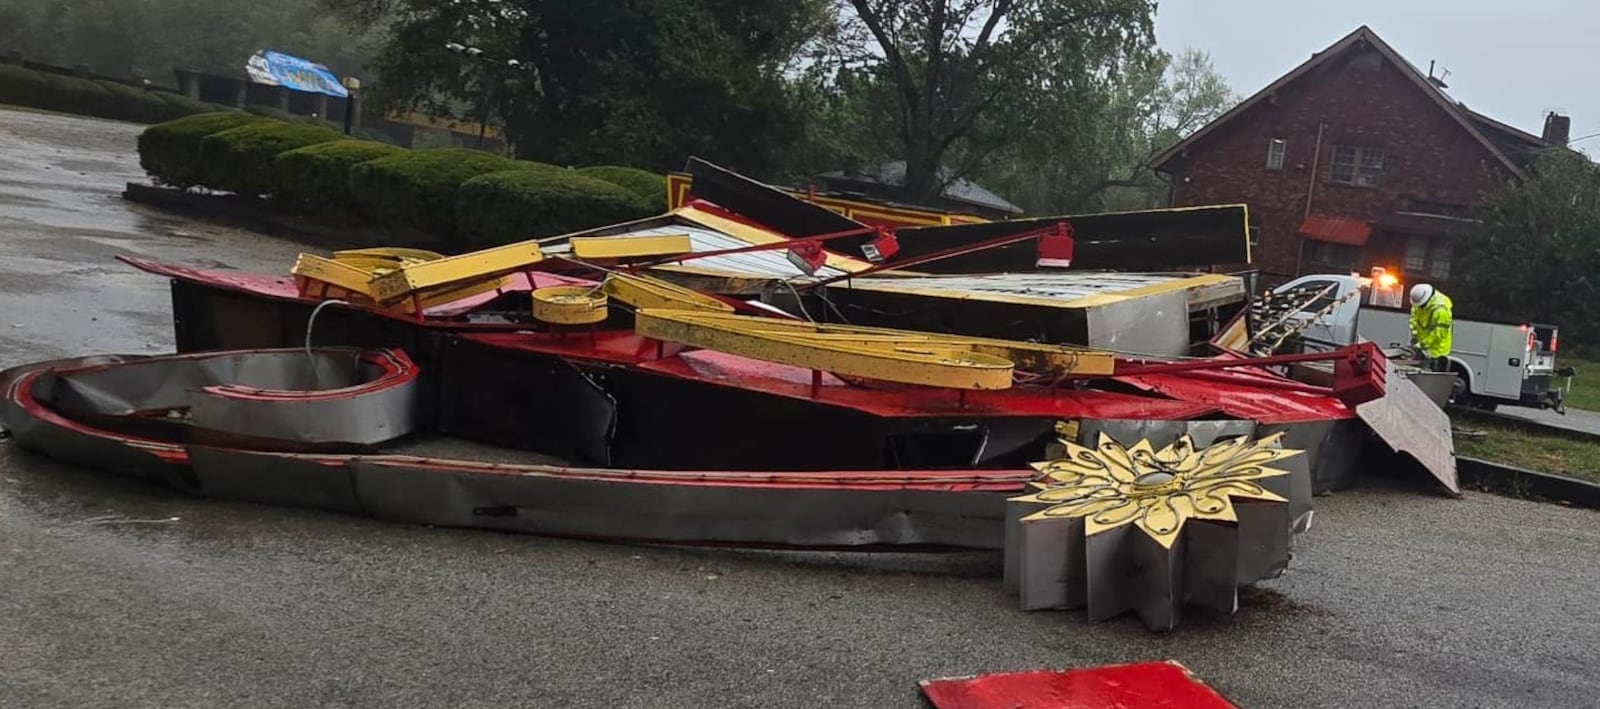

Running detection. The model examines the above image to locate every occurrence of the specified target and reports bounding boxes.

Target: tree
[1454,149,1600,344]
[816,0,1160,204]
[979,46,1235,214]
[0,0,380,81]
[335,0,827,174]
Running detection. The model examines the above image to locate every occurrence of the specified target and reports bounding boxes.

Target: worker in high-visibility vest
[1409,283,1454,372]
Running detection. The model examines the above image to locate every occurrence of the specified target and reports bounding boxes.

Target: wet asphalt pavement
[2,107,1600,708]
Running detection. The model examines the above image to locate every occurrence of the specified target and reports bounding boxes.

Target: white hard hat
[1410,283,1434,306]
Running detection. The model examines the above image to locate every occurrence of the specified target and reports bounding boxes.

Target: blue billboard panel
[246,50,349,98]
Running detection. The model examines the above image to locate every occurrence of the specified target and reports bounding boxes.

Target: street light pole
[341,77,361,136]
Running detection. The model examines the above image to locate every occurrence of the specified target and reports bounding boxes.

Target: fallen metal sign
[1005,430,1308,631]
[1355,360,1460,494]
[920,660,1238,709]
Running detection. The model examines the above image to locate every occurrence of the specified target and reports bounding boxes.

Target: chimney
[1543,112,1571,146]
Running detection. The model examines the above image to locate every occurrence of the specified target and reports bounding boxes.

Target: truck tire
[1448,365,1469,404]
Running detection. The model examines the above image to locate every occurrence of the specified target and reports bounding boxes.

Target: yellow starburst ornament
[1011,431,1302,549]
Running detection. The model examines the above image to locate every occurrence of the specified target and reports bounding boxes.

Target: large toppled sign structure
[0,158,1457,631]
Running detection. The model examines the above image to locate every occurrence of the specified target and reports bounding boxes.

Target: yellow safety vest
[1409,292,1453,358]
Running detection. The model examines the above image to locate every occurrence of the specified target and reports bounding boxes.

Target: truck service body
[1272,273,1566,412]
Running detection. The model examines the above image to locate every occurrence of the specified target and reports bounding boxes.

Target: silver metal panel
[51,348,420,448]
[188,446,361,512]
[1183,420,1258,449]
[1083,289,1190,356]
[1355,361,1460,494]
[1075,419,1187,449]
[187,374,420,446]
[1076,419,1256,451]
[840,271,1228,302]
[1183,521,1241,614]
[1016,516,1084,611]
[53,349,367,416]
[1233,499,1293,584]
[1256,446,1313,539]
[350,460,1009,549]
[1002,500,1025,595]
[610,224,851,280]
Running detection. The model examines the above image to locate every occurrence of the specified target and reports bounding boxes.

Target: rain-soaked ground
[2,106,1599,708]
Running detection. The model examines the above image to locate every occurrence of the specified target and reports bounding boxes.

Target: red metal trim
[806,222,1067,289]
[1,366,190,464]
[199,349,418,403]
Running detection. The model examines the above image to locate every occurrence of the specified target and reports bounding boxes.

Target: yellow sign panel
[571,233,693,260]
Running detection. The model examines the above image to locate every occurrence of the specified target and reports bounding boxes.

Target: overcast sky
[1154,0,1596,143]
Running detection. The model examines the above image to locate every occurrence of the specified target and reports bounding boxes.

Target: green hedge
[457,169,657,248]
[349,149,550,238]
[272,139,406,213]
[133,111,669,250]
[138,112,271,189]
[576,165,668,212]
[0,64,229,123]
[197,120,346,196]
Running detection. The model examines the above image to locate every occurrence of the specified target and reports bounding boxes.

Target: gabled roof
[819,161,1025,215]
[1152,26,1548,179]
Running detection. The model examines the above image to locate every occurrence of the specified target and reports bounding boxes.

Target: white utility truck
[1270,270,1569,412]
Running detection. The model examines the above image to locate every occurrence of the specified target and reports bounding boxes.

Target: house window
[1429,244,1452,279]
[1266,139,1286,170]
[1307,241,1359,271]
[1330,144,1384,186]
[1403,237,1428,273]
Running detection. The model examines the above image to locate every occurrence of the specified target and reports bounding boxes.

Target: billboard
[246,50,349,98]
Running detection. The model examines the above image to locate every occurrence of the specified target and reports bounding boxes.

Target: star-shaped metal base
[1003,425,1312,631]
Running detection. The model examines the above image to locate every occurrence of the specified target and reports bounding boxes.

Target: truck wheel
[1448,367,1468,404]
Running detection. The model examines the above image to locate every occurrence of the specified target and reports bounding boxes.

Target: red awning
[1297,216,1372,246]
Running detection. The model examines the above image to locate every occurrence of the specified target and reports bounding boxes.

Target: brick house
[1153,26,1567,287]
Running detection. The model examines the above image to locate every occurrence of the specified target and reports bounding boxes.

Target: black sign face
[888,205,1254,273]
[684,157,863,238]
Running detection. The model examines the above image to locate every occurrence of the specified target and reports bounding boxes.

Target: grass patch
[1557,355,1600,411]
[1452,414,1600,484]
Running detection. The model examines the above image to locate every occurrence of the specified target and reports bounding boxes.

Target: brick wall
[1162,45,1506,280]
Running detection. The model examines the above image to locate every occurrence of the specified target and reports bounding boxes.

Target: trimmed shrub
[245,104,345,132]
[36,74,115,117]
[95,81,172,123]
[273,139,405,213]
[154,91,226,121]
[348,149,543,239]
[137,112,270,188]
[0,65,50,107]
[197,120,346,196]
[456,169,656,248]
[577,165,669,212]
[1,65,228,124]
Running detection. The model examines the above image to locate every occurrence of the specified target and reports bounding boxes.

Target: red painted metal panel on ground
[116,256,592,319]
[919,661,1238,709]
[1119,372,1355,424]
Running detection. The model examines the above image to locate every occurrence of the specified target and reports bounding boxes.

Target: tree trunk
[902,130,941,205]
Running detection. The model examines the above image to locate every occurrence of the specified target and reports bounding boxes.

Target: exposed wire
[777,279,815,323]
[305,299,349,388]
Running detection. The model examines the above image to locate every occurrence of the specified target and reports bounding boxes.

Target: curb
[1448,405,1600,444]
[1457,456,1600,509]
